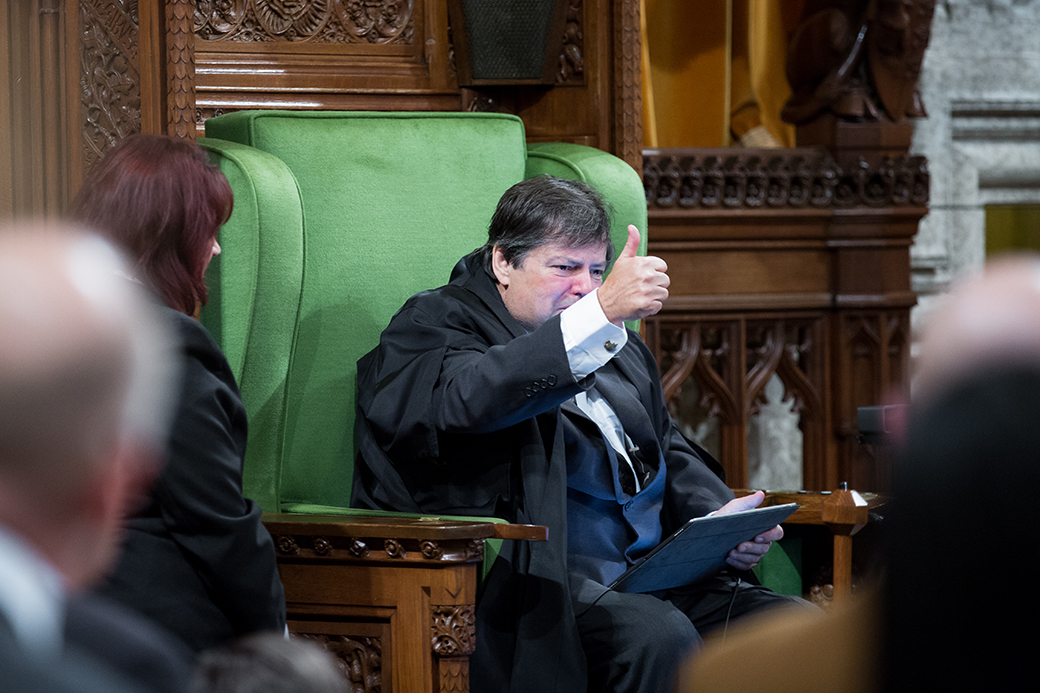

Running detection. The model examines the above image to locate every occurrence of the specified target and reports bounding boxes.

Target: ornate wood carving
[166,0,197,138]
[276,535,301,555]
[836,310,909,491]
[431,605,476,656]
[783,0,936,124]
[657,317,827,489]
[384,539,406,559]
[348,538,370,558]
[557,0,584,84]
[643,149,929,211]
[195,0,415,44]
[80,0,141,170]
[660,323,740,427]
[271,532,484,564]
[747,320,823,421]
[613,0,642,170]
[810,582,835,609]
[420,540,443,559]
[300,633,382,693]
[435,657,469,692]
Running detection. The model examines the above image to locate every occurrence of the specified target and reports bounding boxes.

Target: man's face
[492,241,610,331]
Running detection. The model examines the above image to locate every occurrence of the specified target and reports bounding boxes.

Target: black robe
[353,254,733,692]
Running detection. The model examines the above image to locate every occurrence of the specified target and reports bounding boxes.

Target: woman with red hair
[67,134,286,654]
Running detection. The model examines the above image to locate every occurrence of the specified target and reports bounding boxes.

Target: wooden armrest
[732,488,888,603]
[732,488,887,535]
[491,523,549,541]
[262,513,548,542]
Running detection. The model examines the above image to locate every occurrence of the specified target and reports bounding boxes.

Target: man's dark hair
[477,175,614,277]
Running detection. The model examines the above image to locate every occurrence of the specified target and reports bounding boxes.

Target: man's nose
[572,271,594,296]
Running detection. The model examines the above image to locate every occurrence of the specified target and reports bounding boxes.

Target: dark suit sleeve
[361,300,584,463]
[153,321,286,636]
[64,594,194,693]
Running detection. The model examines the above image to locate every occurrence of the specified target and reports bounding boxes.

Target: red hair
[67,134,233,314]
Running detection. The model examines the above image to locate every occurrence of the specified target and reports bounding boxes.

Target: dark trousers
[571,573,815,693]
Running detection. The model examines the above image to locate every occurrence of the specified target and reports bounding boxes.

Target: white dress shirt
[560,290,643,492]
[0,525,65,657]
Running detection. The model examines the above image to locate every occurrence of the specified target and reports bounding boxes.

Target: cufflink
[604,340,618,353]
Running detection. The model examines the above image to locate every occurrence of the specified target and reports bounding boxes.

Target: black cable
[720,577,742,642]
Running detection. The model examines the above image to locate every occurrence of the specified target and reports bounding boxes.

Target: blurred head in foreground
[191,632,348,693]
[887,254,1040,691]
[0,224,176,589]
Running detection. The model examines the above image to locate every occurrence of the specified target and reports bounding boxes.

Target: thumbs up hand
[597,225,669,325]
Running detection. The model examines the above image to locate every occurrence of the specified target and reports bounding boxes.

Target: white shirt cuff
[560,289,628,379]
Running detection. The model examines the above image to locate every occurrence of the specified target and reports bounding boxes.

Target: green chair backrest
[203,111,529,510]
[201,110,647,516]
[199,137,305,513]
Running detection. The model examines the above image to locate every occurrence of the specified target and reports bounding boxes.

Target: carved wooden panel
[80,0,141,170]
[267,515,487,693]
[69,0,643,175]
[644,146,926,493]
[835,310,909,492]
[271,532,484,565]
[643,149,929,212]
[611,0,642,168]
[651,315,827,490]
[295,620,387,693]
[193,0,454,133]
[434,657,469,693]
[189,0,641,170]
[431,604,476,691]
[163,0,196,139]
[195,0,416,44]
[431,604,475,657]
[558,0,584,85]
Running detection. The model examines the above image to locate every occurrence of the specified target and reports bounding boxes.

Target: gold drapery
[642,0,803,148]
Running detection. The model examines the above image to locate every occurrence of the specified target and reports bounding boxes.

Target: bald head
[0,224,176,583]
[914,254,1040,402]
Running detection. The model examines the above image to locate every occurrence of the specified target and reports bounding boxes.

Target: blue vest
[564,400,666,587]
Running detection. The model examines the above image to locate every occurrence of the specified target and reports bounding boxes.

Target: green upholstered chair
[198,110,646,692]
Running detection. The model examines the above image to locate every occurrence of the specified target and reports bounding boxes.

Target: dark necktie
[588,366,661,493]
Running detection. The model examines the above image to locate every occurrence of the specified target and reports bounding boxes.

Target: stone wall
[911,0,1040,334]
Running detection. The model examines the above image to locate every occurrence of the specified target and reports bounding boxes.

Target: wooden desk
[734,488,886,603]
[264,514,545,693]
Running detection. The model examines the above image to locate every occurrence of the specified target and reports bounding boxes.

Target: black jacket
[97,306,286,653]
[353,254,732,692]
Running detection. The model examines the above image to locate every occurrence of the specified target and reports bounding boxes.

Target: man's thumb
[619,225,641,259]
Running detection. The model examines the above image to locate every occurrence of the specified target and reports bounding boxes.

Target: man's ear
[491,247,511,287]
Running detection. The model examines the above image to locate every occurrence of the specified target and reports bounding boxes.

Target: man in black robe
[353,176,808,693]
